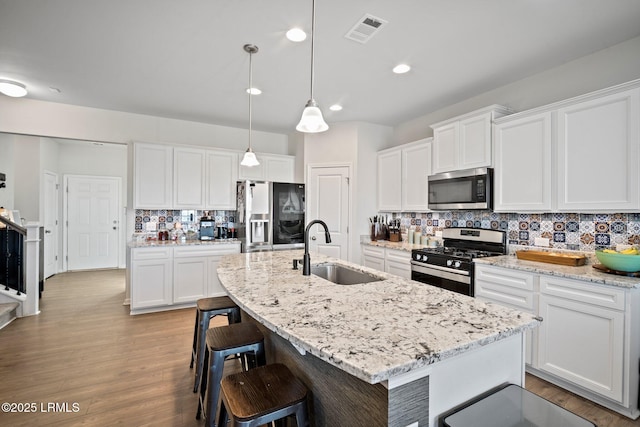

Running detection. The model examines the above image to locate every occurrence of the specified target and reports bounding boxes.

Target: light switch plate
[534,237,549,247]
[145,222,157,231]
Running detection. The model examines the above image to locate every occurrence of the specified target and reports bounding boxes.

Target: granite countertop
[217,250,539,384]
[128,238,241,248]
[475,255,640,289]
[360,238,426,252]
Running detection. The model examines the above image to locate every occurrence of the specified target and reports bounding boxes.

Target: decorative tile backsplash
[134,209,236,232]
[388,211,640,251]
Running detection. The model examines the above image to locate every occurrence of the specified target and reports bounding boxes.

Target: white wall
[392,36,640,145]
[0,133,15,209]
[0,96,290,155]
[13,135,40,221]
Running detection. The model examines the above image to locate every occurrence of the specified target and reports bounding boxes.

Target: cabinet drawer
[475,265,535,311]
[385,248,410,264]
[362,245,385,259]
[132,247,172,260]
[539,275,625,311]
[174,244,241,258]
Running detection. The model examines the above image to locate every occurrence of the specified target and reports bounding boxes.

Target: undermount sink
[311,263,385,285]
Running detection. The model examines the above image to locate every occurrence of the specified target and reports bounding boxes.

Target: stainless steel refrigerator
[236,181,305,252]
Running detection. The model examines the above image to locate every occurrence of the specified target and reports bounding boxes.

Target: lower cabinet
[474,263,639,418]
[537,275,625,403]
[360,245,411,279]
[130,244,241,313]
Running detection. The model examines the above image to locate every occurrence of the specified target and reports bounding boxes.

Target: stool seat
[219,363,309,427]
[197,296,238,312]
[197,322,266,426]
[190,296,240,393]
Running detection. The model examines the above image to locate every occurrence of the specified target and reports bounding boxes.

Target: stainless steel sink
[311,263,384,285]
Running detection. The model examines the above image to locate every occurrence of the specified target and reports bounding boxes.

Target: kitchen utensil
[595,249,640,272]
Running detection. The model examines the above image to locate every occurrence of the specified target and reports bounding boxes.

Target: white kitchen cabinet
[537,275,625,403]
[431,105,511,174]
[130,243,240,313]
[474,264,537,366]
[206,150,238,210]
[556,87,640,212]
[494,112,553,212]
[238,153,295,182]
[173,147,206,209]
[377,139,432,212]
[361,245,385,271]
[384,248,411,279]
[377,148,402,211]
[133,143,173,209]
[130,247,173,310]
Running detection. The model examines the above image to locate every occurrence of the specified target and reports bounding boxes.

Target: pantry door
[306,164,350,260]
[65,175,121,271]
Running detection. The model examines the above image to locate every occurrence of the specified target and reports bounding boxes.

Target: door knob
[45,230,51,234]
[311,236,316,240]
[113,227,117,230]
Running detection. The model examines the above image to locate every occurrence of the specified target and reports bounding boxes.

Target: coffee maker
[199,212,215,240]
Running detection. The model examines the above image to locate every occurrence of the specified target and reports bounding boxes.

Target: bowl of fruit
[595,247,640,272]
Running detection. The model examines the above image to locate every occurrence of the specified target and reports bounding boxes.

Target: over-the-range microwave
[428,167,493,210]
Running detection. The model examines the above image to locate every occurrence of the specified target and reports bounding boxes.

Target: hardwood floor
[0,269,637,426]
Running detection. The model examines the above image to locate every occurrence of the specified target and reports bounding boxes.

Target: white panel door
[377,148,402,211]
[206,150,238,209]
[173,147,205,209]
[459,112,492,169]
[173,256,207,304]
[43,170,59,278]
[432,122,459,173]
[307,165,350,260]
[66,175,120,270]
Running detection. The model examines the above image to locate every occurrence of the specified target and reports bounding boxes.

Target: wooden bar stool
[196,321,266,427]
[218,363,310,427]
[190,296,241,393]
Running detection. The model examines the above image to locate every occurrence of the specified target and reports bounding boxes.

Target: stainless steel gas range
[410,227,507,296]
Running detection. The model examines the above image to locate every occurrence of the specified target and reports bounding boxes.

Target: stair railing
[0,215,26,296]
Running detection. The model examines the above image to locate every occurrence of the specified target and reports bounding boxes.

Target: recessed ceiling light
[0,80,27,97]
[329,104,343,111]
[246,87,262,95]
[286,28,307,42]
[392,64,411,74]
[49,87,61,93]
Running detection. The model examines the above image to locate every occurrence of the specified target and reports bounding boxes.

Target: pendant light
[296,0,329,133]
[240,44,260,167]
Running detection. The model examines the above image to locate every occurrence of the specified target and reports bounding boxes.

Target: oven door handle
[411,263,471,284]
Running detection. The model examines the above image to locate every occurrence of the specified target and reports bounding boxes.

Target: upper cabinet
[133,142,245,210]
[556,87,640,212]
[494,112,553,212]
[238,153,295,182]
[431,105,512,174]
[377,138,432,212]
[494,81,640,213]
[134,143,173,209]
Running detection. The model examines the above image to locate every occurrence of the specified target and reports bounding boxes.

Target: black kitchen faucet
[294,219,331,275]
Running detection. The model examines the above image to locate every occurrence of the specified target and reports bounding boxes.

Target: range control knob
[454,261,461,268]
[446,260,453,267]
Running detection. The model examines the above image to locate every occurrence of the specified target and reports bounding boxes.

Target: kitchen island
[217,250,539,426]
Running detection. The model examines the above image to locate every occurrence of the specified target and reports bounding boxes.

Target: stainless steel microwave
[428,167,493,210]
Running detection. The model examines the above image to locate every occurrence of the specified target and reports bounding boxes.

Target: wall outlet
[534,237,550,247]
[145,222,157,231]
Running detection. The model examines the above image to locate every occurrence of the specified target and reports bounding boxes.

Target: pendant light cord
[310,0,316,102]
[248,48,253,151]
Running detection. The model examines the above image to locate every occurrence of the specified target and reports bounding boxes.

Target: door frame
[42,170,59,278]
[306,162,353,262]
[62,174,122,272]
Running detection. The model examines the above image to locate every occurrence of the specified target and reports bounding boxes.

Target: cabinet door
[131,258,173,309]
[384,249,411,279]
[494,113,553,212]
[238,154,266,181]
[459,112,492,169]
[173,147,205,209]
[361,245,385,272]
[556,88,640,211]
[173,256,208,304]
[432,122,459,173]
[206,150,238,209]
[134,143,173,209]
[265,155,295,183]
[401,140,431,212]
[377,148,402,211]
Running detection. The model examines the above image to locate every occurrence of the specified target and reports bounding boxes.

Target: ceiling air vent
[344,14,388,44]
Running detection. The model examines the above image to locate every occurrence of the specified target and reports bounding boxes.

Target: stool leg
[196,347,209,420]
[190,309,199,369]
[205,351,226,427]
[294,401,310,427]
[217,399,229,427]
[194,311,213,392]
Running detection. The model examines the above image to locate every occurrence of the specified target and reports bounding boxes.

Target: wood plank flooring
[0,269,637,426]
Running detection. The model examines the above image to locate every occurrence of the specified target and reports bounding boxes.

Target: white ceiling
[1,0,640,135]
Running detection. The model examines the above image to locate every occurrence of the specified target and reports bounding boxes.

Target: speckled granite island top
[128,238,241,248]
[475,255,640,289]
[217,250,539,385]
